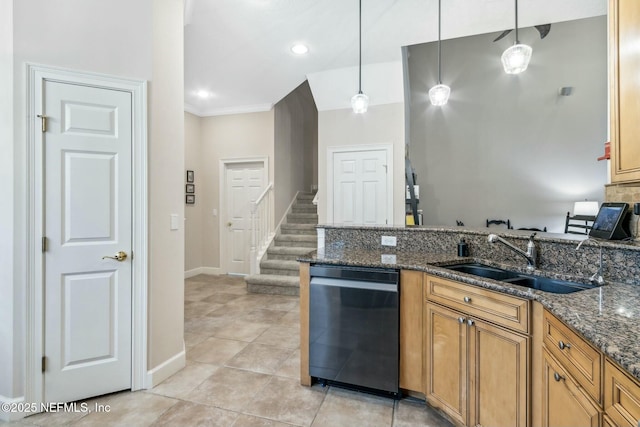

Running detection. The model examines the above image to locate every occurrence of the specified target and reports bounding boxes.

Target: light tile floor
[4,275,453,427]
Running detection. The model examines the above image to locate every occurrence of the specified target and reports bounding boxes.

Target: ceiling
[183,0,607,117]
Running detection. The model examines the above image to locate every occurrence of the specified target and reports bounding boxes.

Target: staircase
[246,192,317,296]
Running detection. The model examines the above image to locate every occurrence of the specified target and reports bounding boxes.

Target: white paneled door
[43,81,133,403]
[224,162,264,275]
[332,149,389,225]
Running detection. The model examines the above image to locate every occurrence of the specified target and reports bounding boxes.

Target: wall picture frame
[186,170,194,183]
[186,184,195,194]
[186,194,195,204]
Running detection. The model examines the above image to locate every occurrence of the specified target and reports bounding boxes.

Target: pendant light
[501,0,532,74]
[428,0,450,106]
[351,0,369,113]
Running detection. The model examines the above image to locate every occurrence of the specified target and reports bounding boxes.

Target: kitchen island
[299,225,640,427]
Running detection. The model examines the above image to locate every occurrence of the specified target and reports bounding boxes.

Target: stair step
[292,205,317,214]
[275,234,317,248]
[267,246,314,261]
[245,274,300,296]
[296,193,316,201]
[287,213,318,224]
[281,223,317,235]
[259,260,300,276]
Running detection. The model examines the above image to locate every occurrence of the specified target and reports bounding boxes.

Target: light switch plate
[381,236,397,246]
[170,214,179,230]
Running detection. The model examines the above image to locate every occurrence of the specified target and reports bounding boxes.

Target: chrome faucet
[488,233,537,271]
[576,238,605,285]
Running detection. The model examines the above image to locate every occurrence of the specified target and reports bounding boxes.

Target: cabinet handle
[553,372,565,382]
[458,317,466,324]
[467,318,475,326]
[463,296,472,303]
[558,340,572,350]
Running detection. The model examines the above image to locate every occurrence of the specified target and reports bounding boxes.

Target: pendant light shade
[429,0,450,106]
[351,92,369,114]
[429,84,451,106]
[352,0,368,114]
[502,0,532,74]
[502,43,532,74]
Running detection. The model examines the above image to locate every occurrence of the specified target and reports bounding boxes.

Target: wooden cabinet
[399,270,424,393]
[604,358,640,426]
[425,302,469,425]
[542,349,600,427]
[424,275,530,427]
[542,310,602,404]
[609,0,640,183]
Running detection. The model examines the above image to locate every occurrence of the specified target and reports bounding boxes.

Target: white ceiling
[184,0,607,116]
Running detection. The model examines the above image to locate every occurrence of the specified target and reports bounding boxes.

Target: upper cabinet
[610,0,640,183]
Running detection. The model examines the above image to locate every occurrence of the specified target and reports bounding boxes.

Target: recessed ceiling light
[291,44,309,55]
[196,90,211,99]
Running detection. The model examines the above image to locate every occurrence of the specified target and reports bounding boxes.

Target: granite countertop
[300,247,640,383]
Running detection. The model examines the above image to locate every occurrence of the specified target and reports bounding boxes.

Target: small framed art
[186,184,195,194]
[186,194,195,204]
[186,170,194,183]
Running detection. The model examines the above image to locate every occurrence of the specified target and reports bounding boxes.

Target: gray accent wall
[274,80,318,222]
[407,16,607,232]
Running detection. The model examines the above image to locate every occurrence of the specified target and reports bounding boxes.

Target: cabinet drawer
[425,274,529,334]
[543,310,602,403]
[604,358,640,427]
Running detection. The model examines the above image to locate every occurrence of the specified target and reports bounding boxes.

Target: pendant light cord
[358,0,363,94]
[437,0,442,84]
[514,0,519,44]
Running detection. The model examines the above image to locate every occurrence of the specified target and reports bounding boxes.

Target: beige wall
[317,103,405,225]
[147,0,185,372]
[3,0,185,402]
[184,112,204,272]
[200,111,275,271]
[274,81,318,222]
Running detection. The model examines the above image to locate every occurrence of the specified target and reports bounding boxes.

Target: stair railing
[250,182,274,274]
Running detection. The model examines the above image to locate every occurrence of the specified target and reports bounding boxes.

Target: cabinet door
[610,0,640,183]
[604,358,640,427]
[425,303,468,426]
[542,350,600,427]
[400,270,424,393]
[468,318,529,427]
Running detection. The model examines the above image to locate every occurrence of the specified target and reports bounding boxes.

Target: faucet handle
[529,232,537,241]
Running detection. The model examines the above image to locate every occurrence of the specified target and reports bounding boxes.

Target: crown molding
[184,103,273,117]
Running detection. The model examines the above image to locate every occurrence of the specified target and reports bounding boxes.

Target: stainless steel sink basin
[445,263,599,294]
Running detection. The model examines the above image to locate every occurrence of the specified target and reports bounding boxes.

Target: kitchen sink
[445,263,599,294]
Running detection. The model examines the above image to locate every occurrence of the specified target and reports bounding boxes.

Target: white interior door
[43,80,133,403]
[224,162,264,275]
[332,149,389,225]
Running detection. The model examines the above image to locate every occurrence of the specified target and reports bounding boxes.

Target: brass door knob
[102,251,128,261]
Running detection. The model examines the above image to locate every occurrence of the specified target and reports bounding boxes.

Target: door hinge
[131,250,134,261]
[42,236,48,252]
[36,114,48,133]
[41,356,47,372]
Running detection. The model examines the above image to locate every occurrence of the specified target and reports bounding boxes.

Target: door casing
[219,157,268,274]
[25,64,148,407]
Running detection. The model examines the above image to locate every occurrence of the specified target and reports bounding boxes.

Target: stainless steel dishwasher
[309,264,400,397]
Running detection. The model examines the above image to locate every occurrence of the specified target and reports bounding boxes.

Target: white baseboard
[0,395,25,422]
[201,267,223,275]
[184,267,224,278]
[145,347,186,389]
[184,267,203,278]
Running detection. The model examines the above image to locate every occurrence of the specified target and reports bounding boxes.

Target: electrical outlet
[381,236,397,247]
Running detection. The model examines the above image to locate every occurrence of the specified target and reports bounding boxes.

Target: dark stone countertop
[299,247,640,383]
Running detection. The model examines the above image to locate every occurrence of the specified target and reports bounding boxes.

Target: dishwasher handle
[310,277,398,292]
